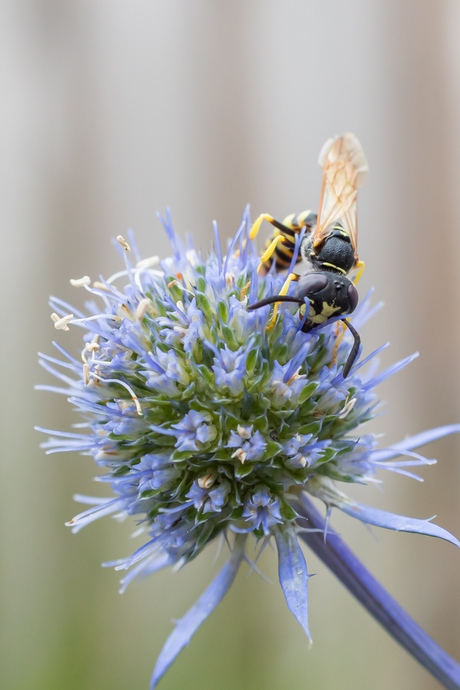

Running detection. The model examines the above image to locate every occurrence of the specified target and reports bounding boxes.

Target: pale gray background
[2,2,460,689]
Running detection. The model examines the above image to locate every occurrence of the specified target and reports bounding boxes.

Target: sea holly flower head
[37,208,460,688]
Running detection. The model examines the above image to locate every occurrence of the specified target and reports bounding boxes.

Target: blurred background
[2,1,460,689]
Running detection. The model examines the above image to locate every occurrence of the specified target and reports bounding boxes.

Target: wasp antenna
[341,319,361,378]
[248,295,305,311]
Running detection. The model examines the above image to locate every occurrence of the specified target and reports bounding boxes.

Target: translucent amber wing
[313,133,368,260]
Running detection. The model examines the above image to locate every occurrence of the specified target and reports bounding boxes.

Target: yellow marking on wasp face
[309,301,341,324]
[321,301,341,317]
[310,313,328,324]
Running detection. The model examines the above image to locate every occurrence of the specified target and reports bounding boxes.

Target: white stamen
[71,314,121,324]
[51,312,74,331]
[128,394,143,417]
[198,471,217,489]
[118,304,134,321]
[136,256,160,270]
[237,425,253,439]
[95,449,121,461]
[231,448,247,463]
[117,235,131,251]
[185,250,196,266]
[118,400,137,412]
[339,398,357,419]
[91,370,143,416]
[136,298,151,320]
[83,363,91,385]
[298,455,307,468]
[226,274,236,289]
[92,281,111,292]
[85,340,100,353]
[287,368,303,385]
[70,276,91,287]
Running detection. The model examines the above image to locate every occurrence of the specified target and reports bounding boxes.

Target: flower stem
[295,493,460,690]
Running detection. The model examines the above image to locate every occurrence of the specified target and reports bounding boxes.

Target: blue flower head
[37,208,460,688]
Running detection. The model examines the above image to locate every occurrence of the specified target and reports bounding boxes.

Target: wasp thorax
[306,228,356,274]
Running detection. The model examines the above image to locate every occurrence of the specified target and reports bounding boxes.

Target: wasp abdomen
[263,211,317,272]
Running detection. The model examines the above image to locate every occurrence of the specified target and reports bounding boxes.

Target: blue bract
[37,208,460,688]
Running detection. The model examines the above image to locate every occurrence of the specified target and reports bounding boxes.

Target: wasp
[247,133,368,378]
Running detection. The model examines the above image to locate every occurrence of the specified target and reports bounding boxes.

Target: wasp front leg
[249,213,295,241]
[266,272,299,330]
[240,217,291,297]
[353,260,365,285]
[330,319,361,377]
[331,322,347,368]
[235,213,284,261]
[256,235,287,273]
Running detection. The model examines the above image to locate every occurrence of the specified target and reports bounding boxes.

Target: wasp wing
[313,133,368,262]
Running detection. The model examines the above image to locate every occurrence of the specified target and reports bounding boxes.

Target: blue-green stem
[295,494,460,690]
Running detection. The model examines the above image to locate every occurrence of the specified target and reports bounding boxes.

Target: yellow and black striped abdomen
[263,210,317,272]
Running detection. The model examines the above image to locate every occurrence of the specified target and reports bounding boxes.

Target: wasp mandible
[247,133,368,378]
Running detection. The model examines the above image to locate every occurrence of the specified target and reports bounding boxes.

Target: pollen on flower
[185,249,197,265]
[236,425,253,439]
[82,362,91,385]
[121,304,134,320]
[136,298,151,320]
[287,368,302,386]
[50,312,74,330]
[92,281,111,292]
[70,276,91,287]
[197,471,218,489]
[131,397,142,416]
[136,255,160,270]
[85,339,100,353]
[232,448,247,463]
[116,235,131,251]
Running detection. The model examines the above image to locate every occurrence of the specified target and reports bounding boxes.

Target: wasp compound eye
[296,272,328,296]
[347,282,359,313]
